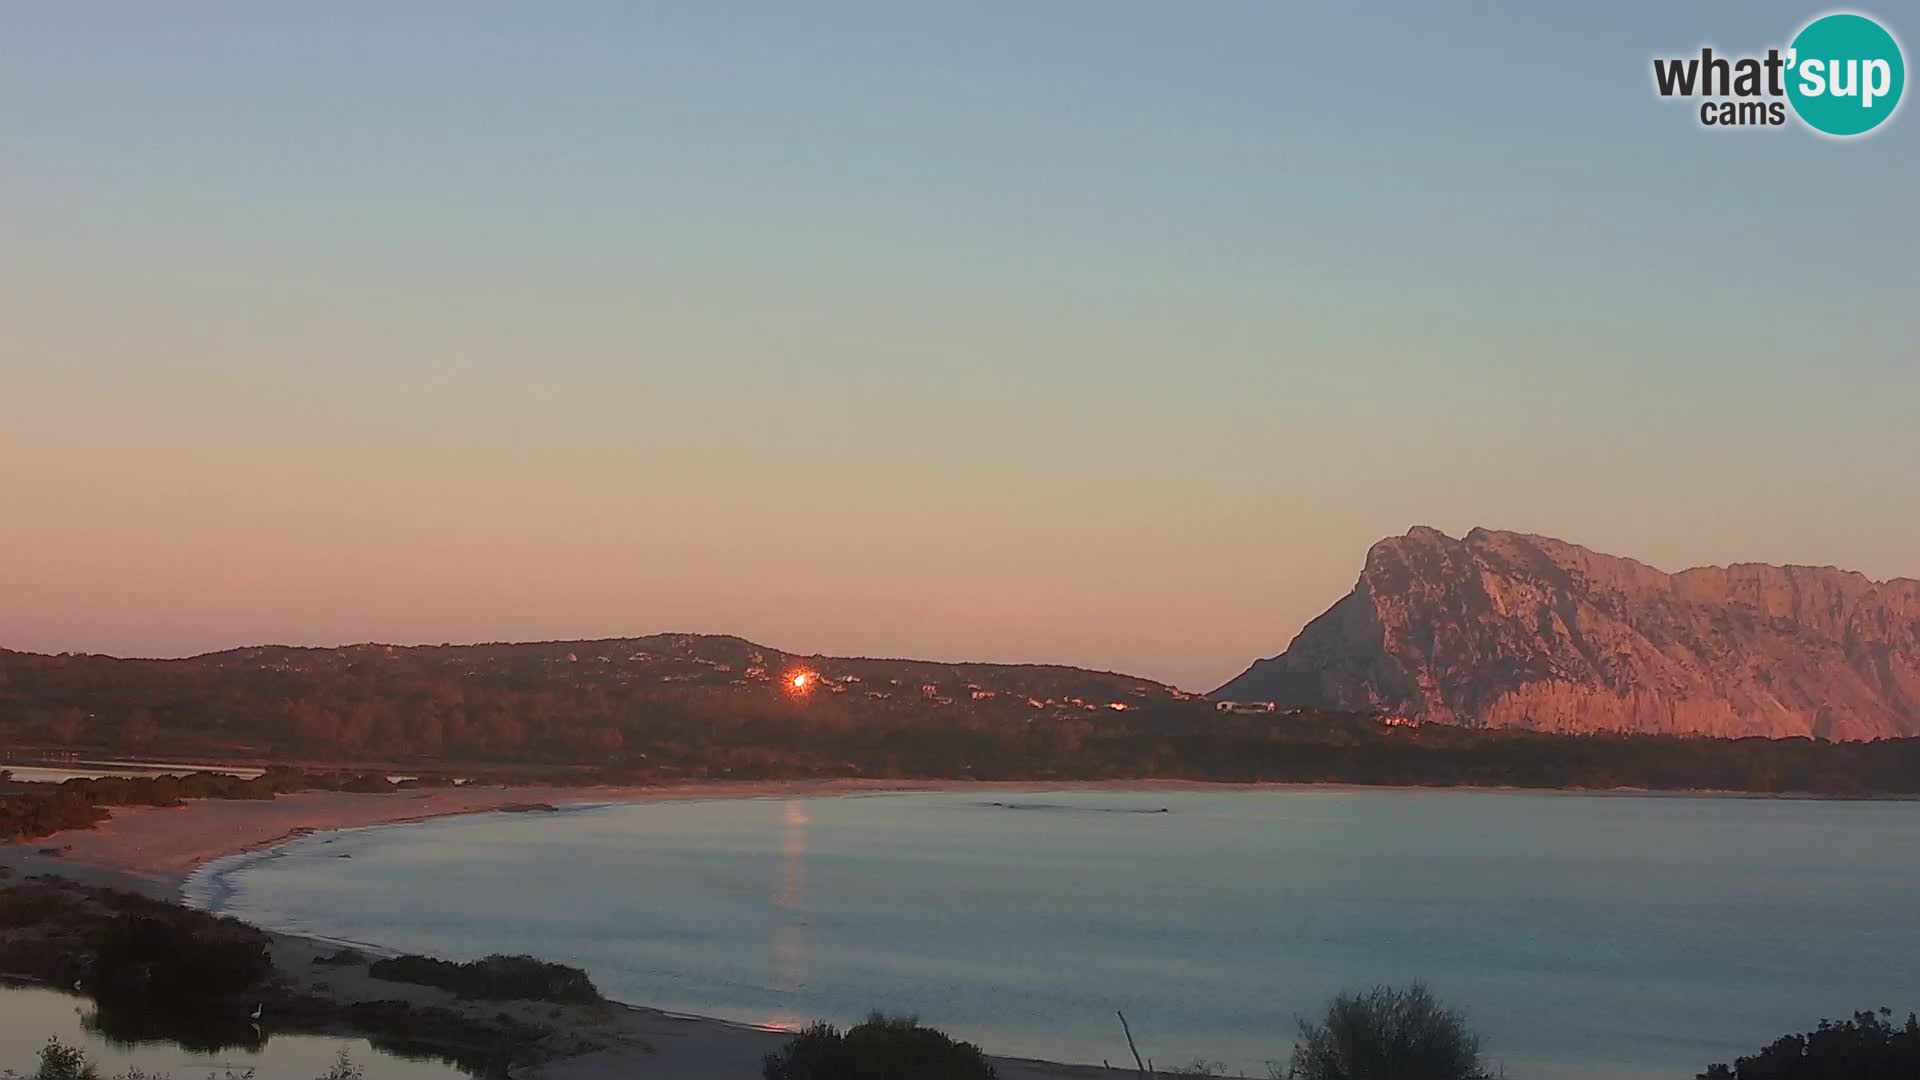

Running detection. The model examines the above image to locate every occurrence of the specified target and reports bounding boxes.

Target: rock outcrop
[1214,527,1920,739]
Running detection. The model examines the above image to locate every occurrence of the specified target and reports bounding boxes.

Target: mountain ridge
[10,634,1165,687]
[1215,527,1920,740]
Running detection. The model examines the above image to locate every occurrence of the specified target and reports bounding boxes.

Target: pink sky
[4,4,1915,690]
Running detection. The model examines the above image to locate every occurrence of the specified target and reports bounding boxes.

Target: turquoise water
[192,789,1920,1078]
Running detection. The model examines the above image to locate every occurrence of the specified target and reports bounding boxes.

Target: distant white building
[1214,700,1277,715]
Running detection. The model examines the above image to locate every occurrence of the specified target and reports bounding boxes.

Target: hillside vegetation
[5,635,1920,809]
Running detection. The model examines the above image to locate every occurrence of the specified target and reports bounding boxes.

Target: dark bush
[26,1036,98,1080]
[260,765,318,793]
[1,882,271,1005]
[1699,1008,1920,1079]
[0,884,68,924]
[0,769,315,842]
[368,952,601,1004]
[763,1022,854,1080]
[87,912,272,1006]
[0,788,109,841]
[337,773,396,794]
[1288,982,1491,1080]
[763,1014,997,1080]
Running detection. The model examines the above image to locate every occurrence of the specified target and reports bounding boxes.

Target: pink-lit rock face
[1217,527,1920,740]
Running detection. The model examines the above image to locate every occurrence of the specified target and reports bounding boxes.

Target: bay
[192,789,1920,1078]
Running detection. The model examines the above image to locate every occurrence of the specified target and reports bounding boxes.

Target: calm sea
[188,789,1920,1078]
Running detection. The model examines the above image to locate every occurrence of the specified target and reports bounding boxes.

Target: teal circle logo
[1786,13,1905,136]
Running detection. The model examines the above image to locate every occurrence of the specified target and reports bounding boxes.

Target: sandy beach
[2,780,965,898]
[0,782,1130,1079]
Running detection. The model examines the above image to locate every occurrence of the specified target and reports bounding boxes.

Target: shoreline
[4,778,1911,1079]
[0,780,1162,1079]
[8,775,1910,904]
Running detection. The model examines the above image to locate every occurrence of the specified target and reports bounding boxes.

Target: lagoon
[0,981,469,1079]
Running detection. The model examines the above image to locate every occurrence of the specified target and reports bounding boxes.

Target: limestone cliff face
[1215,528,1920,739]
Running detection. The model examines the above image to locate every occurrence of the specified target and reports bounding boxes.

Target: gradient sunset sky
[3,3,1915,690]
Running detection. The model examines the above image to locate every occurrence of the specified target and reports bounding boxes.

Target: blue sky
[2,3,1914,688]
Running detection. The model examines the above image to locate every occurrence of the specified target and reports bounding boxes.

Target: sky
[2,3,1915,691]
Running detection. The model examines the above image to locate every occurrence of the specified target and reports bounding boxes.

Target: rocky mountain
[1215,527,1920,740]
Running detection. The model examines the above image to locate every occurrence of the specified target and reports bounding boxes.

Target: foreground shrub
[368,952,601,1004]
[313,1051,364,1080]
[20,1037,98,1080]
[762,1022,854,1080]
[1286,982,1490,1080]
[764,1014,996,1080]
[1699,1008,1920,1079]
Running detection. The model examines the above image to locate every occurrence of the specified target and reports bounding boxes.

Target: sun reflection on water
[763,799,812,1030]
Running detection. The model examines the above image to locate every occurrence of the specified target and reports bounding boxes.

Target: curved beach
[0,783,1109,1080]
